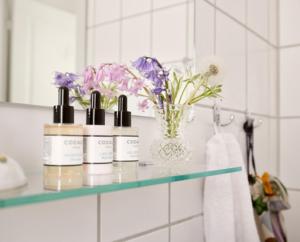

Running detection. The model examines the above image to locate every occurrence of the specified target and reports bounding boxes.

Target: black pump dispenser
[53,87,74,124]
[114,95,131,127]
[86,91,105,125]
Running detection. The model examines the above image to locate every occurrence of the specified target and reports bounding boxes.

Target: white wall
[0,0,279,241]
[0,0,7,102]
[279,0,300,241]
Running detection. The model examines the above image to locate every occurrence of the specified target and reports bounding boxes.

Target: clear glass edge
[0,166,241,208]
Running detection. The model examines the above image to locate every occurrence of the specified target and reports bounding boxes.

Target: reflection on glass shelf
[0,162,241,208]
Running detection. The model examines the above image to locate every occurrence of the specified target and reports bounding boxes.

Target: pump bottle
[43,86,83,190]
[83,91,113,176]
[113,95,139,168]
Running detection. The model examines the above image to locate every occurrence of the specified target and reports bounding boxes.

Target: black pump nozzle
[91,91,101,109]
[118,95,127,111]
[58,86,69,106]
[86,90,105,125]
[53,87,74,124]
[114,95,131,127]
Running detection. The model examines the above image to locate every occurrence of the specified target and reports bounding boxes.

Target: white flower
[198,56,225,86]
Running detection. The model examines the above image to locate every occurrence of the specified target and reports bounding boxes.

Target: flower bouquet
[132,56,223,163]
[53,56,223,164]
[54,63,144,110]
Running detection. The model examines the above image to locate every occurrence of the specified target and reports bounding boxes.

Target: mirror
[0,0,195,116]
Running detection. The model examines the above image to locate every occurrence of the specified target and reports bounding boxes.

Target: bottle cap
[86,91,105,125]
[114,95,131,127]
[53,87,74,124]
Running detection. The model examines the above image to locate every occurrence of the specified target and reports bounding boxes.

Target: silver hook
[254,119,263,128]
[245,113,263,128]
[213,104,235,127]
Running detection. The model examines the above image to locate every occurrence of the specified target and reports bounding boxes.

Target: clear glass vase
[151,104,193,166]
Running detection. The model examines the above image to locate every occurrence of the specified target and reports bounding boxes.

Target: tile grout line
[280,43,300,49]
[119,0,123,63]
[203,0,278,49]
[97,195,101,242]
[87,1,187,30]
[112,213,203,242]
[287,188,300,192]
[279,116,300,119]
[213,0,216,55]
[192,0,196,63]
[276,0,281,178]
[185,0,189,60]
[92,0,96,65]
[149,0,153,56]
[84,0,89,67]
[245,0,248,113]
[168,183,171,242]
[195,103,278,119]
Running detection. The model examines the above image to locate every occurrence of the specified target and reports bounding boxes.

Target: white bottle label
[43,135,83,165]
[84,136,113,164]
[113,136,139,161]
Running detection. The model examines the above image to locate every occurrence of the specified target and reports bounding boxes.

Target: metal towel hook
[213,104,235,127]
[245,113,263,128]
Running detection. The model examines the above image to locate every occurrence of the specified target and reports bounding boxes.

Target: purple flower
[132,56,169,90]
[152,87,165,95]
[54,71,78,89]
[133,56,161,72]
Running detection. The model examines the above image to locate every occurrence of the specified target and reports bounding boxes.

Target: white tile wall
[0,197,97,242]
[95,0,120,24]
[122,15,151,62]
[153,0,185,9]
[247,33,276,115]
[247,0,269,40]
[285,190,300,242]
[216,0,246,23]
[94,23,120,63]
[126,228,169,242]
[0,0,281,242]
[279,0,300,46]
[100,185,168,242]
[280,47,300,116]
[171,179,203,222]
[171,216,204,242]
[280,119,300,188]
[194,0,214,59]
[279,0,300,239]
[152,5,187,62]
[216,12,246,110]
[122,0,151,17]
[253,116,278,176]
[268,0,278,46]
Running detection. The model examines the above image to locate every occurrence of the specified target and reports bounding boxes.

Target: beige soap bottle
[43,86,83,190]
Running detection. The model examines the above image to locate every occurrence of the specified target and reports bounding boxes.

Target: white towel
[203,133,259,242]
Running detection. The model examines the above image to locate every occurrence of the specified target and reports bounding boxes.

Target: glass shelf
[0,162,241,208]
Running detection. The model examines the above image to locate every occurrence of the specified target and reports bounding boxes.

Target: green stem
[178,81,190,104]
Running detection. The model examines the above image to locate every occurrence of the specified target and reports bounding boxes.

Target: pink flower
[99,87,117,99]
[119,78,129,91]
[107,64,127,82]
[133,78,144,90]
[95,68,105,82]
[128,78,145,95]
[138,99,149,112]
[83,66,97,91]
